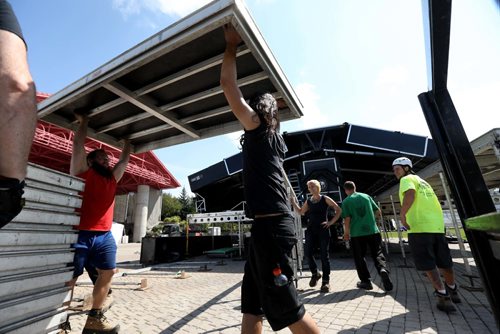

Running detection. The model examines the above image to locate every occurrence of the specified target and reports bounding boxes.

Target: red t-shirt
[77,169,117,231]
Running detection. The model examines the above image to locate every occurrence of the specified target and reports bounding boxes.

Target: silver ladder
[287,169,302,198]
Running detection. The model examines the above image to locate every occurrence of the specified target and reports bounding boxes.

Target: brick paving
[65,242,497,333]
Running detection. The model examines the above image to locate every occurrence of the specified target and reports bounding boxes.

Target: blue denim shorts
[73,230,117,278]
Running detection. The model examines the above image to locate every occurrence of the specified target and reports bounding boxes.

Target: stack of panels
[0,164,83,334]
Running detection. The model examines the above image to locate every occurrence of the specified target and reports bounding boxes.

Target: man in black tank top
[220,24,320,333]
[292,179,342,293]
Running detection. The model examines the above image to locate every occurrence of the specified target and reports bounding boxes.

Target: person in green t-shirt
[341,181,393,292]
[393,157,461,313]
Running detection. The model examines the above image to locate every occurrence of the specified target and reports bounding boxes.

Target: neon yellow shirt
[398,174,444,233]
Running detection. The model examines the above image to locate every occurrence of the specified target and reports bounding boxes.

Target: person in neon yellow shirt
[393,157,461,313]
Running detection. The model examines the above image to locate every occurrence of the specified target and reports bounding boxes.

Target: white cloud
[112,0,142,19]
[375,65,410,92]
[112,0,212,19]
[145,0,212,17]
[449,81,500,140]
[293,82,329,129]
[224,130,244,150]
[253,0,277,4]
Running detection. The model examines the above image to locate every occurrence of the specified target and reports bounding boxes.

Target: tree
[178,187,196,220]
[161,193,182,220]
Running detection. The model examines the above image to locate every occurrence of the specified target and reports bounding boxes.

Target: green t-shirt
[341,192,380,237]
[398,174,444,233]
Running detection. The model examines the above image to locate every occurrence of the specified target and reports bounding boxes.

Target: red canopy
[31,93,180,194]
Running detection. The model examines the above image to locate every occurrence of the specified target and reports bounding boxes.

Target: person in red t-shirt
[69,113,130,333]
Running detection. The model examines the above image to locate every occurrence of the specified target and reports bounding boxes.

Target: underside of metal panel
[37,0,303,153]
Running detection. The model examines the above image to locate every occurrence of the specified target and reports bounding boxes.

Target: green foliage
[178,187,196,220]
[146,223,164,237]
[161,193,182,220]
[161,188,195,222]
[163,215,181,223]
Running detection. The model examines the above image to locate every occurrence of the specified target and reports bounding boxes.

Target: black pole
[421,0,499,328]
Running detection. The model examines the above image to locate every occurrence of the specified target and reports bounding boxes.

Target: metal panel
[0,251,74,274]
[36,0,303,153]
[0,288,71,328]
[346,124,430,157]
[1,310,68,334]
[0,164,81,333]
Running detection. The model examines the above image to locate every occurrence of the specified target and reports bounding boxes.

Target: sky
[12,0,500,197]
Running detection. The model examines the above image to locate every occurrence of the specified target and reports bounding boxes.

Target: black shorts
[408,233,453,271]
[241,214,305,331]
[0,0,26,46]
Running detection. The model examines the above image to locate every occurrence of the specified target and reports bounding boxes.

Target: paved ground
[66,241,497,333]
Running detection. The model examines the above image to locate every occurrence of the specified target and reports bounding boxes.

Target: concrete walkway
[66,242,497,333]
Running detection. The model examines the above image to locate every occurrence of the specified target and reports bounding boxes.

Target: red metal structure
[31,93,180,194]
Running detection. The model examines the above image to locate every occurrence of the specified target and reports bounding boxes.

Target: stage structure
[188,122,439,213]
[35,0,303,153]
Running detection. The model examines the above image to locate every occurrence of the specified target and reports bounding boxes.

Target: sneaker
[380,269,393,292]
[82,309,120,334]
[356,281,373,290]
[320,283,330,293]
[309,273,322,287]
[435,291,456,313]
[445,284,461,303]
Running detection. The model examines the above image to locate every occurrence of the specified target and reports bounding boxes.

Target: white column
[133,185,150,242]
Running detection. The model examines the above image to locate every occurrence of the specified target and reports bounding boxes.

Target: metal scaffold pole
[378,201,390,255]
[390,195,412,268]
[439,172,482,291]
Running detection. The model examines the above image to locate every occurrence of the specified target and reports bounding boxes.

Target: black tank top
[307,196,329,230]
[242,122,289,218]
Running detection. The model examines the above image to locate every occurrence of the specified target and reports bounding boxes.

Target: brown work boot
[445,284,461,303]
[101,295,115,313]
[435,291,456,313]
[320,282,330,293]
[82,294,114,313]
[82,309,120,334]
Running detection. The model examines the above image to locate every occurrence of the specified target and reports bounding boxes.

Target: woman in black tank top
[292,179,342,292]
